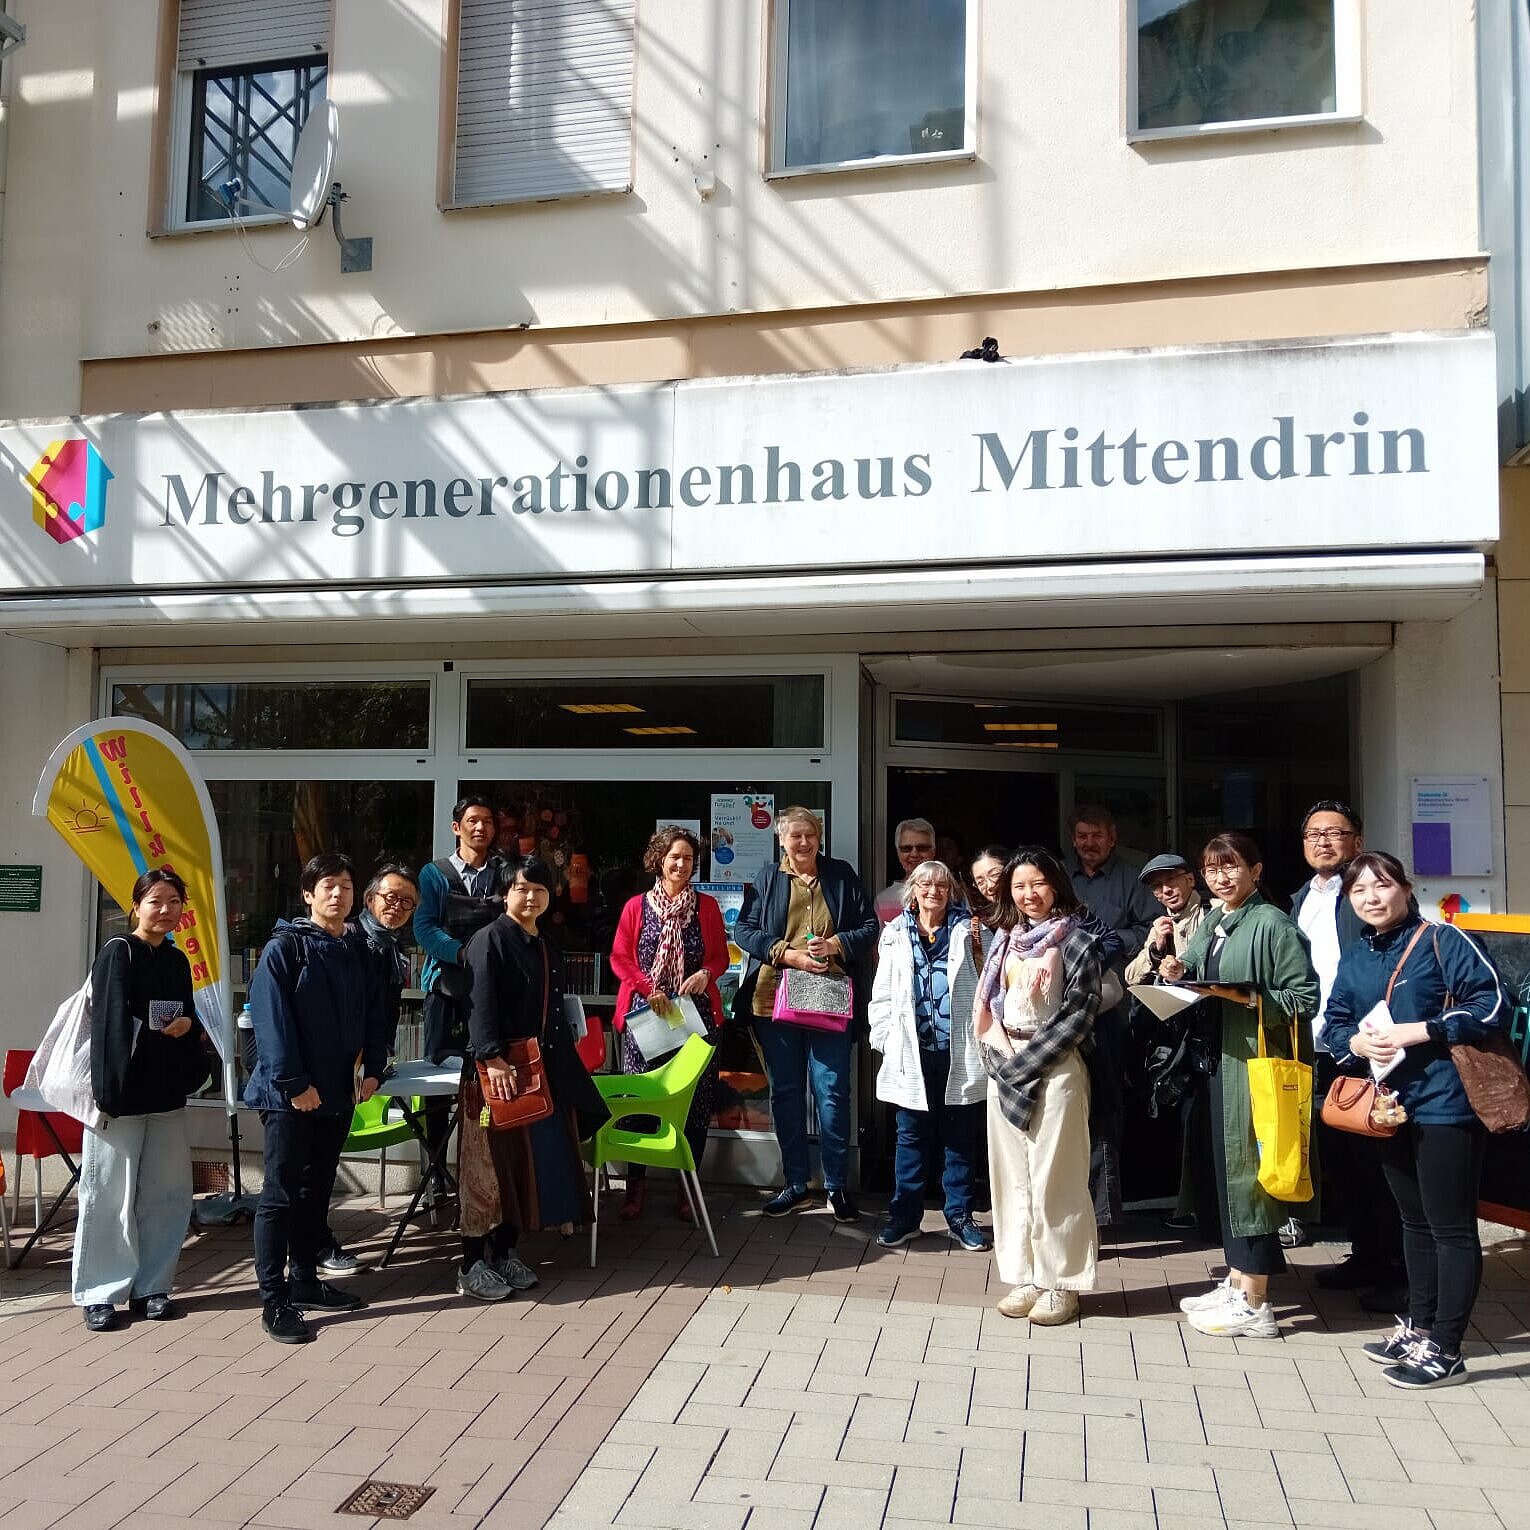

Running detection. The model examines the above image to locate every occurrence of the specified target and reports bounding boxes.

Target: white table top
[376,1059,463,1098]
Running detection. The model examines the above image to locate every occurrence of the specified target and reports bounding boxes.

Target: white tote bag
[624,995,707,1063]
[24,956,115,1131]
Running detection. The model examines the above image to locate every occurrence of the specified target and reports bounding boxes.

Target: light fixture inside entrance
[560,703,645,715]
[982,722,1059,732]
[624,725,696,736]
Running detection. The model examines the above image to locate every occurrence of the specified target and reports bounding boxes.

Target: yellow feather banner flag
[33,718,231,1062]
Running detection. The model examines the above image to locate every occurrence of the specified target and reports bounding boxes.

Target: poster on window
[696,882,746,974]
[709,794,776,883]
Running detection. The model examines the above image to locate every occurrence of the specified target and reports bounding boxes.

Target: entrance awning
[0,550,1486,649]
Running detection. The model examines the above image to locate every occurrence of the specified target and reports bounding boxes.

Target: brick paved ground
[3,1187,1530,1530]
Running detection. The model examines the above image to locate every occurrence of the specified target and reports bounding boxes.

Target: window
[465,676,826,750]
[769,0,975,177]
[893,698,1161,756]
[1130,0,1360,139]
[112,679,431,751]
[451,0,637,207]
[169,0,329,229]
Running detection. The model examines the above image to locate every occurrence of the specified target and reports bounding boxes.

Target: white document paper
[1129,983,1215,1023]
[1359,999,1406,1082]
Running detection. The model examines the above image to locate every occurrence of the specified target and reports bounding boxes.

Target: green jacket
[1178,892,1321,1237]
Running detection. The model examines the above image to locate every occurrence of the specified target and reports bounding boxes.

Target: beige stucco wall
[0,0,1485,419]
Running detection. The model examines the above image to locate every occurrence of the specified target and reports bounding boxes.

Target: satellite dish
[290,100,339,231]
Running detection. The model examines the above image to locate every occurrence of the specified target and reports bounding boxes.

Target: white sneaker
[1187,1292,1277,1338]
[1178,1277,1234,1315]
[1028,1289,1080,1326]
[996,1283,1042,1319]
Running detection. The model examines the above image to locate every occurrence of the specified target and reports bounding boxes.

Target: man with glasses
[1291,800,1405,1305]
[876,818,939,925]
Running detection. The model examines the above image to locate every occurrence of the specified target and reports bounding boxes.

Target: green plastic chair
[342,1094,420,1209]
[588,1033,718,1266]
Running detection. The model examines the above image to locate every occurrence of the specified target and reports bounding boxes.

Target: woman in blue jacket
[734,806,878,1221]
[1320,851,1505,1391]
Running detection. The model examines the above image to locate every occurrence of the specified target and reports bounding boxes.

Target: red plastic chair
[3,1049,85,1230]
[576,1013,608,1074]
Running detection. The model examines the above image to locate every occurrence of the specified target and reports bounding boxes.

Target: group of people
[66,794,1514,1390]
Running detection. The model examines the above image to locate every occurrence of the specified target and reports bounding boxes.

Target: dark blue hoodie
[243,917,386,1117]
[1320,914,1505,1123]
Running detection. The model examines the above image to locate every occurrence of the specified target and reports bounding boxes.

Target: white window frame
[165,3,330,234]
[98,654,859,867]
[1125,0,1362,143]
[765,0,980,181]
[447,0,638,212]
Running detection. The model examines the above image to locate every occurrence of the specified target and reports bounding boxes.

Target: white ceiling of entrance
[864,645,1389,702]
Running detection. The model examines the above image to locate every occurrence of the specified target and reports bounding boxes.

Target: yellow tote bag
[1247,997,1314,1202]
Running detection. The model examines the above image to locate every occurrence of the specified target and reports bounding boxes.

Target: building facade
[0,0,1516,1187]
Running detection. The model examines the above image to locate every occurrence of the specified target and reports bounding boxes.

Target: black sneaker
[828,1190,860,1223]
[762,1185,814,1218]
[1383,1339,1468,1390]
[317,1247,363,1276]
[947,1216,993,1253]
[1362,1318,1426,1365]
[1277,1217,1307,1249]
[128,1294,175,1321]
[83,1304,120,1332]
[262,1301,312,1344]
[1359,1281,1411,1316]
[288,1278,367,1312]
[876,1221,921,1249]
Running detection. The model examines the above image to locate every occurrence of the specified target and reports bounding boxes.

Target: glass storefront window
[894,697,1160,755]
[111,680,431,751]
[465,676,825,750]
[99,777,436,1051]
[459,777,834,1136]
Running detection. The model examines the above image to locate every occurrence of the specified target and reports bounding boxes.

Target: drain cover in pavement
[336,1481,437,1519]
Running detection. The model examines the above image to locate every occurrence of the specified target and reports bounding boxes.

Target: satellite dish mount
[289,101,372,273]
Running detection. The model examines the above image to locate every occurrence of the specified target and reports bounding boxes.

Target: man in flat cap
[1126,852,1217,1238]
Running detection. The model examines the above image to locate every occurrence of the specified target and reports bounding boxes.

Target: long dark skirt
[458,1070,593,1237]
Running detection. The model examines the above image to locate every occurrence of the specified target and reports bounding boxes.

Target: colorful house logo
[27,438,113,545]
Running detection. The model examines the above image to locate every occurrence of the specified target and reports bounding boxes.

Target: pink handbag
[771,967,853,1032]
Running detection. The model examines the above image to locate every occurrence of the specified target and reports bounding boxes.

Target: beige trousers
[988,1049,1097,1291]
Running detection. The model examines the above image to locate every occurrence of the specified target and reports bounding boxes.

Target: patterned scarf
[645,881,697,995]
[975,912,1078,1015]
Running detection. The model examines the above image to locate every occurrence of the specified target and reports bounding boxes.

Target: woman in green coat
[1159,832,1319,1339]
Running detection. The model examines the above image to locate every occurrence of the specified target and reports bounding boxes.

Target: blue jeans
[888,1048,981,1228]
[755,1019,852,1192]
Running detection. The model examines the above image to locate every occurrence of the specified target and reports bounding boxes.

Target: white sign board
[1411,776,1494,878]
[0,333,1498,597]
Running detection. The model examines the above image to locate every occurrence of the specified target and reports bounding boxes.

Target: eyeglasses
[898,843,935,855]
[377,893,418,910]
[1302,829,1355,844]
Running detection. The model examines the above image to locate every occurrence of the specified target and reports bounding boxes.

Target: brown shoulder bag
[1319,923,1428,1138]
[475,942,556,1131]
[1433,930,1530,1134]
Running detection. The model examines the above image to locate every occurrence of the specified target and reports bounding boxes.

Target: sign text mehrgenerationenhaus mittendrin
[159,409,1427,539]
[0,332,1499,594]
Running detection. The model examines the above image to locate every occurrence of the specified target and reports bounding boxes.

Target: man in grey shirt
[1063,805,1159,1227]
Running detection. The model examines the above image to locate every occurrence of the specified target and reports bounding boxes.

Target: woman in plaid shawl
[975,849,1106,1326]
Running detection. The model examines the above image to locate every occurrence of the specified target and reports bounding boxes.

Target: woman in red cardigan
[609,825,730,1222]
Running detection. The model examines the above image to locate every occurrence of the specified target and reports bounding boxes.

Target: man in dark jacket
[1291,800,1405,1305]
[246,853,386,1343]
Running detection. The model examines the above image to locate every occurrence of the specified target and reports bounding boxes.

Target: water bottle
[238,1002,257,1073]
